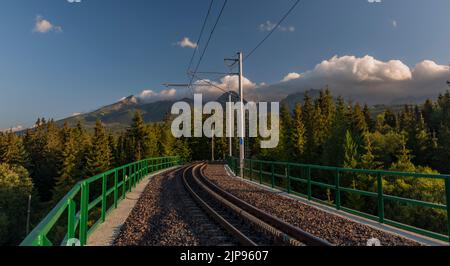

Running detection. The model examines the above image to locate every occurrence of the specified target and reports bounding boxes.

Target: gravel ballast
[203,164,420,246]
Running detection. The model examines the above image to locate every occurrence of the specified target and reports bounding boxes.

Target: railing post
[377,172,385,223]
[335,170,341,210]
[122,169,126,199]
[307,167,312,201]
[250,159,253,181]
[114,169,119,208]
[130,164,134,189]
[445,177,450,243]
[101,174,107,222]
[259,161,263,185]
[79,182,89,246]
[67,199,76,241]
[137,162,140,181]
[271,163,275,188]
[286,164,291,194]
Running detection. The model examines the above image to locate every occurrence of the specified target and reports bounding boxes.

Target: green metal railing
[21,156,180,246]
[226,157,450,243]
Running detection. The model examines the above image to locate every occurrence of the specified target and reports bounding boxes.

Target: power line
[245,0,300,61]
[232,0,301,67]
[189,0,228,89]
[189,72,229,94]
[186,0,215,75]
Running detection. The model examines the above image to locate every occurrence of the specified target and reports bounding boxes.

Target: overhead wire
[188,0,229,91]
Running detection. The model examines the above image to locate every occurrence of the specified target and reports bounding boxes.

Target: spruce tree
[0,131,28,166]
[343,130,363,209]
[343,130,359,169]
[86,120,111,177]
[291,103,306,160]
[321,97,348,167]
[53,130,78,202]
[303,92,318,163]
[363,104,374,131]
[0,163,34,245]
[277,104,293,160]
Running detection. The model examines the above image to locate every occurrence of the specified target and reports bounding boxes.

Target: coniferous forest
[1,90,450,245]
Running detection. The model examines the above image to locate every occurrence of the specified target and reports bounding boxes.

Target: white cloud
[133,55,449,106]
[392,20,398,28]
[281,73,301,82]
[368,0,382,3]
[0,125,24,133]
[255,55,450,104]
[138,89,179,102]
[192,75,257,100]
[176,37,198,49]
[33,15,62,33]
[259,21,295,32]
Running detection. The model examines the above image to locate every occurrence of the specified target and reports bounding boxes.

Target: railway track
[182,162,332,246]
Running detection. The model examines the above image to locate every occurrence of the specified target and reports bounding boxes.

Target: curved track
[183,163,332,246]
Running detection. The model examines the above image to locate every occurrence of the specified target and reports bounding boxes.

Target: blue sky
[1,0,450,129]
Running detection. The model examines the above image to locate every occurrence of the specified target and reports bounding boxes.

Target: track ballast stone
[114,168,235,246]
[204,164,420,246]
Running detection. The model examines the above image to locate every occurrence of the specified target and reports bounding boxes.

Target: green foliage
[85,120,112,177]
[0,131,28,166]
[291,103,306,160]
[0,163,34,245]
[343,130,359,169]
[251,89,450,234]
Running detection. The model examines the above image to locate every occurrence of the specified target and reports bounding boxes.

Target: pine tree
[53,130,78,202]
[86,120,111,177]
[303,92,318,163]
[321,96,348,167]
[130,111,147,161]
[422,99,435,132]
[410,112,431,166]
[0,163,34,245]
[291,103,306,160]
[434,125,450,174]
[384,109,398,130]
[343,130,363,210]
[343,130,359,169]
[350,104,368,146]
[363,104,374,131]
[0,131,28,166]
[316,89,336,144]
[277,104,293,160]
[390,136,416,172]
[360,134,382,170]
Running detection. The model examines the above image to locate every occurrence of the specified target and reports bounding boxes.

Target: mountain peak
[120,95,139,104]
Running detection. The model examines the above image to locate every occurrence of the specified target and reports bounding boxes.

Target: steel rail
[182,163,257,246]
[198,164,332,246]
[190,163,303,246]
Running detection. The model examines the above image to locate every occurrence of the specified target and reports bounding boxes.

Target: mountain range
[54,90,403,133]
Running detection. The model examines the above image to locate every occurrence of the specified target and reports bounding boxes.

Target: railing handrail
[21,156,180,246]
[227,156,450,244]
[244,158,450,179]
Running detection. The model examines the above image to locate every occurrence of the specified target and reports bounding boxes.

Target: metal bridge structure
[20,156,450,246]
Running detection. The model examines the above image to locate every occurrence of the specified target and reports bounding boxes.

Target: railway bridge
[20,156,450,246]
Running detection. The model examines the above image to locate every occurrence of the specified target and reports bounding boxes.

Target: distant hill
[57,96,193,132]
[45,90,410,134]
[280,89,322,110]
